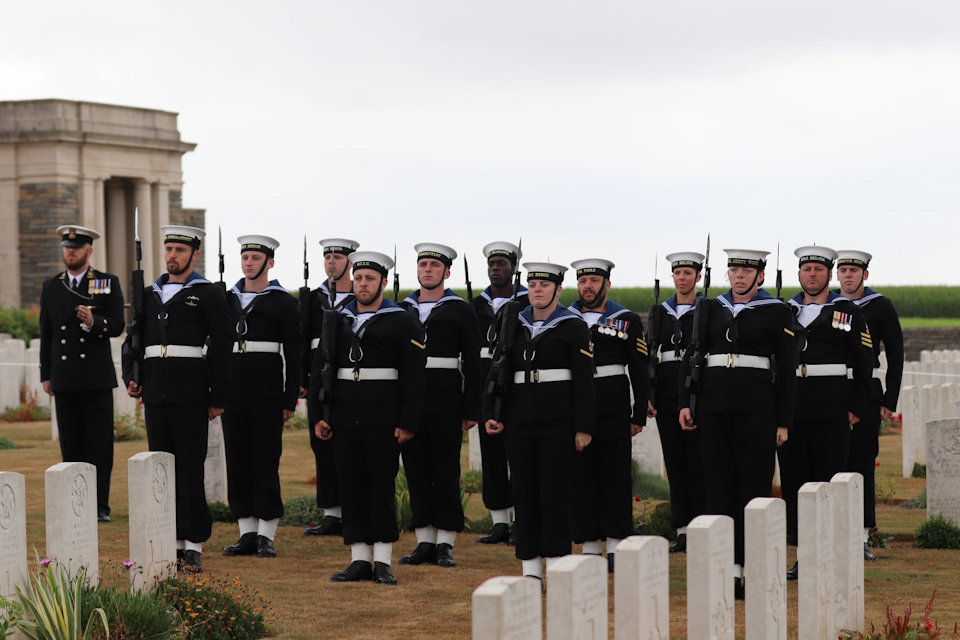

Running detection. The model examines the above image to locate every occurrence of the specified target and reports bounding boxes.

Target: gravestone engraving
[798,482,833,640]
[744,497,786,640]
[472,576,541,640]
[128,451,176,591]
[0,472,27,606]
[615,535,669,640]
[926,419,960,526]
[687,514,735,640]
[546,554,607,640]
[45,462,99,583]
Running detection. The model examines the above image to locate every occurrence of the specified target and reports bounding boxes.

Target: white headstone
[926,418,960,526]
[45,462,99,583]
[687,514,735,640]
[204,416,228,503]
[546,555,607,640]
[0,472,28,604]
[940,384,960,419]
[634,416,665,477]
[798,482,834,640]
[900,386,921,478]
[615,535,669,640]
[744,497,786,640]
[0,341,22,409]
[830,473,864,634]
[469,427,482,472]
[472,576,542,640]
[128,452,177,591]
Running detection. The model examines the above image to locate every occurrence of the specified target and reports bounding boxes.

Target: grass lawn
[900,318,960,327]
[0,420,957,639]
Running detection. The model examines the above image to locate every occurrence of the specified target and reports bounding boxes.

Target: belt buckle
[161,345,167,358]
[533,369,540,383]
[801,363,808,377]
[353,368,360,382]
[241,340,247,353]
[727,353,734,368]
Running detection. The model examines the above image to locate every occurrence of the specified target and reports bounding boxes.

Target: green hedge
[0,306,39,341]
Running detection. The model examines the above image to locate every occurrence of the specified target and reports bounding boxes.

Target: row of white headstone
[0,453,177,610]
[472,473,865,640]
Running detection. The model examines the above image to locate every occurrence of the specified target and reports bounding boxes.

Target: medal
[832,311,840,330]
[618,330,626,339]
[844,313,852,332]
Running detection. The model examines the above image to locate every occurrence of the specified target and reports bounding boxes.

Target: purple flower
[122,561,136,569]
[39,558,52,567]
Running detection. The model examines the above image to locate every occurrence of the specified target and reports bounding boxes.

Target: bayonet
[703,233,711,298]
[217,225,225,289]
[303,235,309,290]
[393,244,400,301]
[776,241,783,301]
[464,255,473,303]
[653,252,660,306]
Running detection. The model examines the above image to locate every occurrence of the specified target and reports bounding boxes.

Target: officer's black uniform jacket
[227,279,303,411]
[122,272,232,407]
[484,305,596,434]
[788,291,874,421]
[401,288,482,420]
[40,267,124,391]
[302,281,355,390]
[647,294,701,403]
[835,287,904,411]
[308,298,426,431]
[570,299,649,424]
[679,289,796,428]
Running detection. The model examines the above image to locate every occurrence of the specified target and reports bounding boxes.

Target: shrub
[113,407,146,442]
[902,491,927,510]
[277,494,323,527]
[915,514,960,550]
[283,414,308,431]
[912,463,927,479]
[80,562,183,640]
[868,527,892,549]
[0,436,16,450]
[0,306,40,342]
[631,463,670,500]
[841,591,944,639]
[875,477,897,504]
[396,467,413,531]
[465,512,493,534]
[16,557,109,640]
[1,385,49,423]
[461,469,483,493]
[208,501,234,523]
[157,574,268,640]
[634,499,676,540]
[0,594,23,638]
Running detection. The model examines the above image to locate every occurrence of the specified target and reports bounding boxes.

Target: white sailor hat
[238,234,279,257]
[835,250,872,269]
[161,225,205,249]
[415,243,457,266]
[665,252,705,271]
[351,251,395,277]
[571,259,614,279]
[56,225,100,248]
[523,262,567,284]
[794,245,837,268]
[482,241,522,265]
[724,249,770,269]
[320,238,359,255]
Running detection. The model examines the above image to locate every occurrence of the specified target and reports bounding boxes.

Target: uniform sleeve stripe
[579,349,594,358]
[411,339,426,349]
[784,328,795,336]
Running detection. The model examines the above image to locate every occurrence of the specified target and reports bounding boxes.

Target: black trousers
[144,403,212,543]
[655,396,706,528]
[478,419,512,511]
[504,420,574,560]
[698,408,777,567]
[571,415,634,543]
[846,399,881,528]
[222,398,285,521]
[779,414,851,542]
[308,412,340,508]
[400,412,464,532]
[334,426,401,545]
[55,389,114,515]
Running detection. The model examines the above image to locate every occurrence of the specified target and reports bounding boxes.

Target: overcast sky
[6,0,959,289]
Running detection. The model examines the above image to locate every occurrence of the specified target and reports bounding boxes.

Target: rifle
[646,254,660,413]
[464,256,473,303]
[683,235,712,426]
[298,236,313,385]
[393,245,400,302]
[217,226,225,290]
[485,239,522,422]
[775,241,783,301]
[316,268,340,438]
[122,208,145,392]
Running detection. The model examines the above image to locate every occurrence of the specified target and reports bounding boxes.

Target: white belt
[426,356,460,369]
[705,354,770,370]
[233,341,281,354]
[594,364,627,378]
[846,367,884,380]
[480,348,492,359]
[310,337,321,350]
[144,344,204,359]
[336,367,399,381]
[797,363,847,378]
[658,351,682,364]
[513,369,572,384]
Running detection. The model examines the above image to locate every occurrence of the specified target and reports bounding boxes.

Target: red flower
[875,461,881,467]
[634,496,642,502]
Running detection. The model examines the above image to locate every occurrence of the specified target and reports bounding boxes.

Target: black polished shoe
[182,550,203,573]
[330,560,373,582]
[257,535,276,558]
[373,562,398,585]
[222,532,258,556]
[398,542,437,565]
[734,578,745,601]
[786,561,798,581]
[436,543,456,567]
[303,515,342,536]
[864,543,876,561]
[476,522,511,544]
[668,533,686,553]
[97,507,111,523]
[607,553,615,574]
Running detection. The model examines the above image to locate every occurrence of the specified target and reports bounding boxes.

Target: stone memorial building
[0,99,204,309]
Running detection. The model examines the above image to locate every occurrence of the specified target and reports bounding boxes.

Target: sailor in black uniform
[472,241,528,544]
[484,262,595,582]
[397,243,482,569]
[123,225,232,573]
[303,238,359,537]
[40,225,124,523]
[780,245,874,579]
[678,249,796,599]
[310,251,426,585]
[836,249,903,561]
[221,235,302,559]
[569,258,648,572]
[646,251,707,553]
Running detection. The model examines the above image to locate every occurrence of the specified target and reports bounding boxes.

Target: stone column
[93,178,105,240]
[106,181,127,278]
[798,482,834,640]
[472,576,541,640]
[614,536,669,640]
[0,472,28,606]
[0,174,21,308]
[128,452,176,591]
[830,473,864,634]
[546,555,607,640]
[687,514,735,640]
[744,497,786,640]
[134,179,154,282]
[45,462,99,583]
